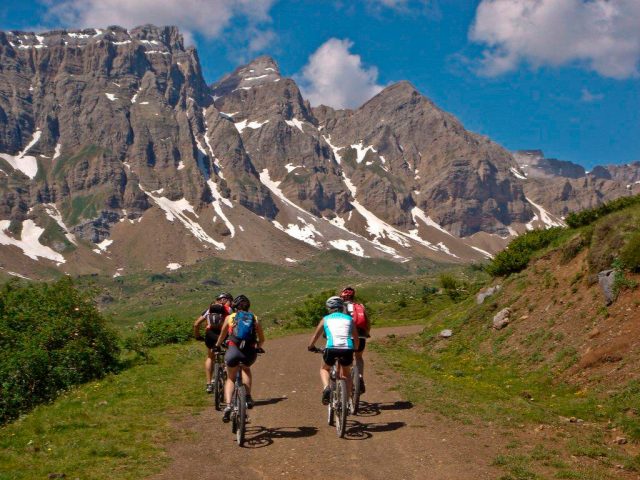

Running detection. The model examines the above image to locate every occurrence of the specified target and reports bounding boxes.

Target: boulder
[476,285,501,304]
[598,269,616,305]
[492,308,511,330]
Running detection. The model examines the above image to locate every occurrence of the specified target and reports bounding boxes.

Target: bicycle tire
[236,385,247,446]
[231,387,238,434]
[213,363,223,411]
[336,379,348,438]
[350,365,361,415]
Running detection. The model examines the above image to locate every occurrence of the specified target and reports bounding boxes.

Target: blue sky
[1,0,639,169]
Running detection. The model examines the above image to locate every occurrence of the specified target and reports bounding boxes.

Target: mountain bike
[212,348,226,411]
[230,348,264,447]
[310,347,350,438]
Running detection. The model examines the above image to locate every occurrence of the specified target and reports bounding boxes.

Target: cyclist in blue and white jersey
[307,296,360,405]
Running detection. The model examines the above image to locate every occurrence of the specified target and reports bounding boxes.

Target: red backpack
[347,302,368,330]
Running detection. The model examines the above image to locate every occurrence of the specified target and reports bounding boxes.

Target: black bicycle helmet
[232,294,250,311]
[326,296,344,311]
[216,292,233,301]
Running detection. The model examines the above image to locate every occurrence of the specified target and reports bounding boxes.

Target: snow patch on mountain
[235,119,269,133]
[206,179,235,238]
[43,204,77,245]
[93,238,113,254]
[0,130,41,179]
[273,219,322,248]
[526,197,565,229]
[510,167,527,180]
[351,142,376,164]
[105,93,117,101]
[323,135,343,164]
[411,207,454,237]
[285,118,305,132]
[141,187,225,250]
[0,220,65,264]
[329,239,367,257]
[166,263,181,270]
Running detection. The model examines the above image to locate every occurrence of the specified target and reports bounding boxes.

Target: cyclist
[340,286,369,393]
[215,294,265,422]
[193,292,233,393]
[307,296,360,405]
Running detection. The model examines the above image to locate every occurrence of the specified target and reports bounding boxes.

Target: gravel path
[150,325,504,480]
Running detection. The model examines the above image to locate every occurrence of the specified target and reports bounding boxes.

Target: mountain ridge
[0,24,637,279]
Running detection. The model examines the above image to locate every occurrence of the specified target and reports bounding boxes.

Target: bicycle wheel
[350,365,361,415]
[213,363,223,411]
[335,379,348,438]
[231,388,238,434]
[236,385,247,446]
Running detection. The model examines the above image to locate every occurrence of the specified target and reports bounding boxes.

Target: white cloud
[580,88,604,103]
[297,38,384,109]
[44,0,276,45]
[470,0,640,79]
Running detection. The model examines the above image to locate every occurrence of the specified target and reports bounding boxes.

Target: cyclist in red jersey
[340,286,370,394]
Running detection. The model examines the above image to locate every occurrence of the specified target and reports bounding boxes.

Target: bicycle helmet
[326,296,344,311]
[340,286,355,300]
[216,292,233,301]
[232,294,250,311]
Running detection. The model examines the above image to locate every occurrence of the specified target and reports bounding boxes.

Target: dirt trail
[151,326,504,480]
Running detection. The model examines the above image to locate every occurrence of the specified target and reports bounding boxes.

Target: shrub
[289,290,334,329]
[565,194,640,228]
[136,316,192,347]
[620,231,640,272]
[486,227,565,276]
[0,278,120,424]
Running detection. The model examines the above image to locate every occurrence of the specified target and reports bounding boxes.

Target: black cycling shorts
[355,337,366,353]
[204,329,220,349]
[225,345,257,368]
[323,348,354,367]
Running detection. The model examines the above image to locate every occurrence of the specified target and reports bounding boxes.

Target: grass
[0,343,208,480]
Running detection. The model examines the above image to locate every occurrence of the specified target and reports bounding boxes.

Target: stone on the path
[439,329,453,338]
[476,285,501,305]
[492,308,511,330]
[614,436,628,445]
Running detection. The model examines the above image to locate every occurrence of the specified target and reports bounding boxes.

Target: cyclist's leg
[241,367,252,394]
[205,350,214,384]
[204,330,218,385]
[224,345,243,404]
[355,337,366,376]
[337,350,354,396]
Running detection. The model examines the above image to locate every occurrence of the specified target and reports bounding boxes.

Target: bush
[133,316,192,348]
[289,290,334,329]
[0,278,120,424]
[566,194,640,228]
[620,232,640,272]
[486,227,565,276]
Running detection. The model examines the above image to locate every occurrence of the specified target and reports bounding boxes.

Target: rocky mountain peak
[213,55,281,97]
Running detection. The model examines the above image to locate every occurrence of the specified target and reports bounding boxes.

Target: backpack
[204,304,226,329]
[346,302,368,330]
[231,311,257,343]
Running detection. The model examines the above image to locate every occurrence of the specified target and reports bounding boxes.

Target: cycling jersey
[323,312,354,349]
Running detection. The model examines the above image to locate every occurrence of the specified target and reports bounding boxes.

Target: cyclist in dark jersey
[194,293,232,393]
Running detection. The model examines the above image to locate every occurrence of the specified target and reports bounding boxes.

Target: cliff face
[1,25,634,277]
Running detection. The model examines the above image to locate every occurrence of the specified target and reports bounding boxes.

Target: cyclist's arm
[308,319,325,349]
[351,321,360,351]
[255,317,265,347]
[215,317,230,348]
[193,315,205,339]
